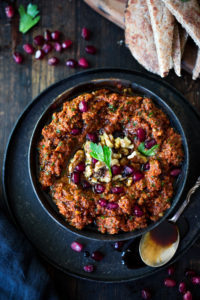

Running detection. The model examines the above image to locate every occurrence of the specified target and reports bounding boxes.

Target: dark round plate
[2,69,200,282]
[28,78,189,242]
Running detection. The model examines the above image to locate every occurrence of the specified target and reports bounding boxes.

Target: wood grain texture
[0,1,200,299]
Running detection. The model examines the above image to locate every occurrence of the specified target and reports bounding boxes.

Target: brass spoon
[139,176,200,268]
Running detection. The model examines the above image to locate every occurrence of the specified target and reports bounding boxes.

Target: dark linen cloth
[0,211,58,300]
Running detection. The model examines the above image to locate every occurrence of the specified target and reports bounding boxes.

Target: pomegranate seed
[54,42,62,52]
[99,198,107,207]
[142,162,150,171]
[5,5,15,18]
[179,282,186,294]
[185,269,196,277]
[183,291,192,300]
[33,35,44,46]
[51,30,61,41]
[145,139,156,149]
[164,278,176,287]
[86,133,98,143]
[85,45,97,54]
[141,288,152,299]
[81,27,90,40]
[23,43,35,55]
[35,49,45,60]
[168,266,175,276]
[13,52,23,64]
[62,40,72,49]
[191,276,200,285]
[44,29,51,41]
[110,187,124,194]
[42,43,53,54]
[94,184,105,194]
[82,180,91,189]
[134,205,144,217]
[48,57,59,66]
[111,165,122,176]
[75,163,85,172]
[70,241,83,252]
[66,59,77,68]
[91,251,104,261]
[107,202,119,210]
[137,128,146,142]
[71,128,80,135]
[79,100,88,112]
[71,172,80,184]
[113,241,124,251]
[133,171,144,182]
[84,251,90,257]
[78,57,89,68]
[83,265,94,273]
[122,165,135,177]
[170,168,181,177]
[92,158,98,164]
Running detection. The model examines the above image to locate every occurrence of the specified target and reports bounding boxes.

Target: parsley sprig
[18,3,40,34]
[90,142,112,175]
[138,142,159,156]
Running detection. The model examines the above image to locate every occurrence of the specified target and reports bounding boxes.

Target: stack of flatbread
[125,0,200,79]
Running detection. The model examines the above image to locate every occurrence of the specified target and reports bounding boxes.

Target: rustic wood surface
[0,1,200,299]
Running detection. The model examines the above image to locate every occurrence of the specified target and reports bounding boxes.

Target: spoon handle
[169,176,200,224]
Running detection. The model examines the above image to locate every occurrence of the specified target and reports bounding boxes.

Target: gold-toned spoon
[139,176,200,268]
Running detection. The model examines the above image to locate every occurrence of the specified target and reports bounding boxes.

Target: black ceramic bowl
[28,78,189,241]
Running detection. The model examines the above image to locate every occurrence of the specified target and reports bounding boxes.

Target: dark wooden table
[1,1,200,299]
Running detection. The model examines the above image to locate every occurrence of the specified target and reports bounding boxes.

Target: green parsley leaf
[138,142,159,157]
[18,4,40,34]
[90,142,112,174]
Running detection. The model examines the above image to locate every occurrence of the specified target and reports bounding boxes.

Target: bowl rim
[28,77,189,242]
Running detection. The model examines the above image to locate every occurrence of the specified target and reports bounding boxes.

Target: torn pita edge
[192,48,200,80]
[172,22,181,77]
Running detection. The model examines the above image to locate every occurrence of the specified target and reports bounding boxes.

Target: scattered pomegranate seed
[42,43,53,54]
[23,44,35,55]
[62,40,72,49]
[44,29,51,41]
[137,128,146,142]
[99,199,107,207]
[54,42,62,52]
[107,202,119,210]
[13,52,23,64]
[33,35,44,46]
[170,168,181,177]
[179,282,186,294]
[185,269,196,277]
[168,266,175,276]
[35,49,45,60]
[133,205,144,217]
[71,128,80,135]
[183,291,192,300]
[75,163,85,172]
[79,100,88,112]
[122,165,135,177]
[92,158,98,164]
[141,288,152,299]
[78,57,89,68]
[110,187,124,194]
[91,251,104,261]
[113,241,124,251]
[66,59,77,68]
[145,139,156,149]
[83,265,94,273]
[164,278,176,287]
[111,165,122,176]
[71,241,83,252]
[133,171,144,182]
[81,27,90,40]
[48,57,59,66]
[82,180,91,189]
[86,133,98,143]
[85,45,97,54]
[5,5,15,18]
[51,30,61,41]
[71,172,80,184]
[191,276,200,285]
[94,184,105,194]
[142,162,150,171]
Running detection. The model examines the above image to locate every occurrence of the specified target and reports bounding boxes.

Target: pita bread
[179,26,188,56]
[161,0,200,48]
[146,0,174,77]
[125,0,160,75]
[192,48,200,79]
[172,22,181,77]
